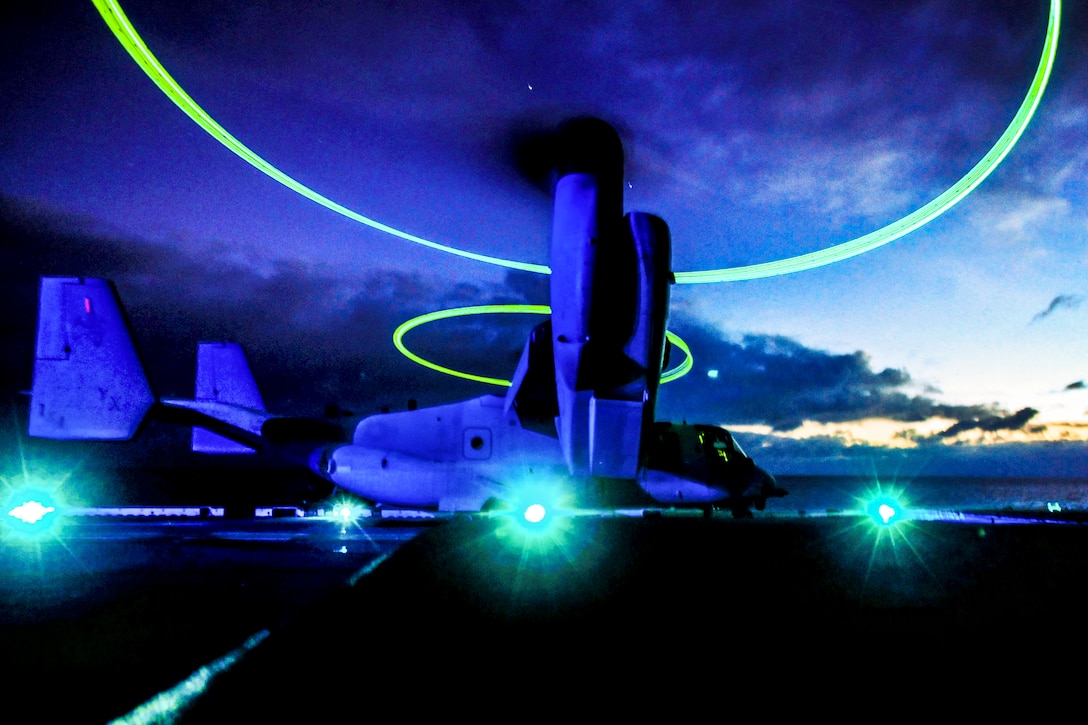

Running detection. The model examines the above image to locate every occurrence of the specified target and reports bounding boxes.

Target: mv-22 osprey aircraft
[28,119,785,519]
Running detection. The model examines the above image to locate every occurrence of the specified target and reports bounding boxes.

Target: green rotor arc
[92,0,1061,282]
[393,305,692,386]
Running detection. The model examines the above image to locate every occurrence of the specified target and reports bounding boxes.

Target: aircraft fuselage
[315,395,779,512]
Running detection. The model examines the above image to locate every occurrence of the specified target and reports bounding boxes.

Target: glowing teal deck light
[8,500,55,525]
[393,305,692,386]
[93,0,1060,282]
[524,503,547,524]
[492,478,575,548]
[324,498,370,526]
[3,487,63,540]
[866,496,903,527]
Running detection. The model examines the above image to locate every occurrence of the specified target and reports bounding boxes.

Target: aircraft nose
[754,466,788,499]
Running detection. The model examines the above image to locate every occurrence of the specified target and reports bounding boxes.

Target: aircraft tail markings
[191,342,265,454]
[29,277,154,440]
[28,277,273,452]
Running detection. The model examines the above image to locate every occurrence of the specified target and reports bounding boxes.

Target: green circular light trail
[674,0,1062,283]
[92,0,1061,282]
[393,305,692,386]
[91,0,549,275]
[661,330,692,383]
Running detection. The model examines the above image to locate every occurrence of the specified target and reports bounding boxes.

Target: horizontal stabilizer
[29,277,154,440]
[159,399,270,452]
[192,342,265,454]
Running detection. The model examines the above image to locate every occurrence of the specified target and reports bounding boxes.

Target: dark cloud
[935,407,1040,439]
[655,318,997,431]
[1031,294,1084,322]
[1066,380,1086,390]
[601,0,1049,203]
[494,269,550,306]
[0,194,539,417]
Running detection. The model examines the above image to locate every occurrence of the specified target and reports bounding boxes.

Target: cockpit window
[696,426,749,465]
[728,435,747,459]
[649,424,751,474]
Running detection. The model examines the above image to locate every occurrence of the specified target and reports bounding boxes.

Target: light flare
[2,485,66,541]
[489,477,577,549]
[320,497,373,530]
[9,500,55,525]
[523,503,547,524]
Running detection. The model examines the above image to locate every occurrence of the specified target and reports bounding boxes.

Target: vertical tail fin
[192,342,266,454]
[29,277,154,440]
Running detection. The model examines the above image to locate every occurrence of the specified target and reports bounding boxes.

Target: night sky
[2,0,1086,481]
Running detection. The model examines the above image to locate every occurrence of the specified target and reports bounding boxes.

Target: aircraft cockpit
[646,422,756,480]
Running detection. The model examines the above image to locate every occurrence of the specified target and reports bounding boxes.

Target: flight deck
[4,481,1088,722]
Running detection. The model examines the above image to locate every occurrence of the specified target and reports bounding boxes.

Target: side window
[462,428,492,460]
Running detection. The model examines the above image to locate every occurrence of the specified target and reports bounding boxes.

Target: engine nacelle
[547,121,673,479]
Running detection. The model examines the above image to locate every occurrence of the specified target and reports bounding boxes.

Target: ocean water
[766,475,1088,514]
